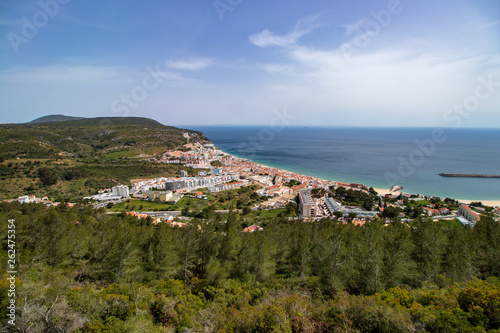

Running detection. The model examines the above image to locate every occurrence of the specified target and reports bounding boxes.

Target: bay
[189,126,500,200]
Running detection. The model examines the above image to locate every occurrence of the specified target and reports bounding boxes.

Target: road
[106,209,243,217]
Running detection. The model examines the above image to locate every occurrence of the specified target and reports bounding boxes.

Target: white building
[17,195,37,204]
[112,185,130,198]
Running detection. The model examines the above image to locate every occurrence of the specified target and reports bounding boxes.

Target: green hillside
[29,114,86,123]
[0,116,210,160]
[0,116,210,200]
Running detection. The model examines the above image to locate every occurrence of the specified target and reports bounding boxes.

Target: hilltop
[0,116,210,160]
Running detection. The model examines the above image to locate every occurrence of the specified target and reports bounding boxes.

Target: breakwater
[439,173,500,178]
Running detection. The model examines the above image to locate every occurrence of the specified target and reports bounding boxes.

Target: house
[439,207,450,215]
[352,219,365,226]
[127,211,164,224]
[430,209,440,216]
[127,211,148,219]
[423,207,440,216]
[17,196,30,203]
[195,191,207,199]
[17,195,40,204]
[169,221,185,228]
[242,225,263,233]
[266,183,283,197]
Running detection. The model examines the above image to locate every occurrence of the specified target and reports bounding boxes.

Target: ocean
[188,126,500,201]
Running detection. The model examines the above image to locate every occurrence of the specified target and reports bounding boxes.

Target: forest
[0,202,499,332]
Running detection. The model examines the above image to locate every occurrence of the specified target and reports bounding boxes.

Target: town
[12,143,500,228]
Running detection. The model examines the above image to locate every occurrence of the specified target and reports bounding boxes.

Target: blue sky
[0,0,499,127]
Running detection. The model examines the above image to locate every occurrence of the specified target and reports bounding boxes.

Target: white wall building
[112,185,130,198]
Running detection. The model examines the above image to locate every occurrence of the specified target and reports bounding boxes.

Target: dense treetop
[0,202,499,332]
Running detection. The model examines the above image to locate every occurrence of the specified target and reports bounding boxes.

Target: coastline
[455,199,500,207]
[203,127,500,202]
[220,149,500,207]
[373,187,500,207]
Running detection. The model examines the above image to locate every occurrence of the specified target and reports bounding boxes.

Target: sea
[188,126,500,201]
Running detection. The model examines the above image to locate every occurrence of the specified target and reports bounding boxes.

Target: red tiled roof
[242,225,263,233]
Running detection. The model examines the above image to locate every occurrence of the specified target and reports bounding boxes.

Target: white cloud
[250,14,500,126]
[249,12,324,48]
[166,58,213,71]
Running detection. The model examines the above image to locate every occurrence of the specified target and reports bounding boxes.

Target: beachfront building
[458,204,480,224]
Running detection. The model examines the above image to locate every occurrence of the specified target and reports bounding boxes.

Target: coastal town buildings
[324,197,379,219]
[23,144,494,227]
[84,185,130,202]
[458,204,481,224]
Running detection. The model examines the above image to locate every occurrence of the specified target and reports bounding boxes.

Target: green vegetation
[1,202,499,331]
[330,186,375,210]
[251,207,290,218]
[111,186,271,214]
[37,167,58,186]
[211,185,267,210]
[29,114,85,123]
[0,116,209,160]
[0,116,211,201]
[112,199,171,212]
[0,159,194,201]
[1,117,499,331]
[284,179,301,187]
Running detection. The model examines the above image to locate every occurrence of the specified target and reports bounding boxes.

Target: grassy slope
[0,117,211,200]
[0,116,210,160]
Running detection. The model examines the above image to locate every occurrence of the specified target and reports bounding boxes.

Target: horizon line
[178,124,500,130]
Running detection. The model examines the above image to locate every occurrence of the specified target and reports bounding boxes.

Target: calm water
[188,126,500,200]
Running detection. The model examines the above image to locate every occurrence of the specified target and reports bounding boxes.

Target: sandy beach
[374,187,500,207]
[456,199,500,207]
[225,152,500,208]
[374,188,400,196]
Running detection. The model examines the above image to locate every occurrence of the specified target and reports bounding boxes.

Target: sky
[0,0,499,128]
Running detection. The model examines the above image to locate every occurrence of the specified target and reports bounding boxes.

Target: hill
[29,114,86,123]
[0,116,210,160]
[0,116,211,200]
